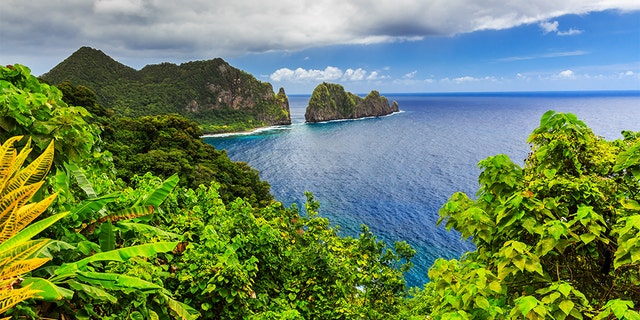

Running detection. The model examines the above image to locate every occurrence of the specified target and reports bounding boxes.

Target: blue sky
[1,1,639,94]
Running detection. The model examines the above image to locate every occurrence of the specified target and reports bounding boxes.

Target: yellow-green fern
[0,136,65,315]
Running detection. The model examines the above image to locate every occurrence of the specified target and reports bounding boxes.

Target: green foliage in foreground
[3,64,639,319]
[406,111,640,319]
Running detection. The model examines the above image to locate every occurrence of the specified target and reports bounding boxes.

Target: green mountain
[41,47,290,133]
[305,82,399,122]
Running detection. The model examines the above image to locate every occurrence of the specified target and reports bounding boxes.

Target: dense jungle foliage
[40,47,290,134]
[1,64,638,319]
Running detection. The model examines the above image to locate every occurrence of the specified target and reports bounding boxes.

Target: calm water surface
[204,91,640,287]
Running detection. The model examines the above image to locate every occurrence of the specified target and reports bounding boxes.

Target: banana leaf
[140,174,179,207]
[67,279,117,303]
[162,292,200,320]
[21,277,74,301]
[55,241,178,276]
[116,222,181,240]
[64,162,96,199]
[77,271,163,292]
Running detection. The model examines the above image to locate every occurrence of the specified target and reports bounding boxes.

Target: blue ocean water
[203,91,640,287]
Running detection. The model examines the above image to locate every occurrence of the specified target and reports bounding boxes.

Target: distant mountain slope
[41,47,290,133]
[304,82,399,122]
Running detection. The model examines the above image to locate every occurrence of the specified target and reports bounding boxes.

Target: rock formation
[305,82,398,123]
[41,47,291,133]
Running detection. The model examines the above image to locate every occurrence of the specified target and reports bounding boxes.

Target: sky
[1,0,639,94]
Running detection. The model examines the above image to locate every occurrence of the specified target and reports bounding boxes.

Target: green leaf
[163,293,200,320]
[55,241,178,276]
[76,271,163,292]
[580,233,596,244]
[71,193,120,219]
[557,283,572,297]
[67,280,117,303]
[64,162,96,198]
[99,222,115,252]
[513,255,526,272]
[141,173,179,207]
[606,299,634,319]
[559,299,575,315]
[488,281,502,293]
[21,277,74,301]
[516,296,539,317]
[475,296,490,311]
[116,222,181,240]
[0,211,68,252]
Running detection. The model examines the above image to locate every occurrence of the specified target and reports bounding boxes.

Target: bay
[203,91,640,287]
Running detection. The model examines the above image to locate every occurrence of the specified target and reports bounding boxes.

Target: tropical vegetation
[40,47,290,134]
[1,63,638,319]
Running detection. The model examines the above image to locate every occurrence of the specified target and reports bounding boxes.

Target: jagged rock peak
[304,82,399,123]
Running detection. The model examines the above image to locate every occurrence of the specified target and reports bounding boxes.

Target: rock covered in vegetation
[41,47,291,133]
[304,82,399,123]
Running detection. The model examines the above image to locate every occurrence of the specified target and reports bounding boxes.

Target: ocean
[203,91,640,287]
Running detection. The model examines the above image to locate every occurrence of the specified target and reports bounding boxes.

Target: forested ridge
[40,47,291,134]
[1,64,639,319]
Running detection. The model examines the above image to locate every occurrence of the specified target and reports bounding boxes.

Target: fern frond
[0,283,41,314]
[0,182,44,229]
[0,193,56,243]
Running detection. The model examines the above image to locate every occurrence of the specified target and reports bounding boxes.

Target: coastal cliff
[41,47,291,133]
[305,82,398,123]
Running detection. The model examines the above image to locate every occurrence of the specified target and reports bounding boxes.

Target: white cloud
[270,66,381,82]
[539,21,559,34]
[540,20,583,36]
[558,28,583,36]
[449,76,497,83]
[343,68,367,81]
[404,70,418,79]
[499,50,588,62]
[558,70,576,79]
[2,0,636,63]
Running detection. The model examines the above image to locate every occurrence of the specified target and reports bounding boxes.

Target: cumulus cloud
[270,66,383,82]
[540,20,583,36]
[403,71,418,79]
[557,70,576,79]
[539,21,559,34]
[1,0,636,63]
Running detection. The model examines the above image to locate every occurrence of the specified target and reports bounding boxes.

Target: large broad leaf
[116,222,181,240]
[64,162,96,199]
[71,193,120,220]
[95,205,154,225]
[55,241,178,276]
[99,222,115,252]
[0,211,68,252]
[141,174,179,207]
[67,279,117,303]
[21,277,74,301]
[76,271,163,292]
[162,292,200,320]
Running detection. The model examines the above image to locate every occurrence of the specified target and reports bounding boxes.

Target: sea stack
[304,82,399,123]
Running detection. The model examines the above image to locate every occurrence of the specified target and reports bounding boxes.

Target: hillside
[305,82,399,122]
[41,47,291,133]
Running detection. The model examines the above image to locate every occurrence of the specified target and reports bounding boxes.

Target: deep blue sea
[203,91,640,288]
